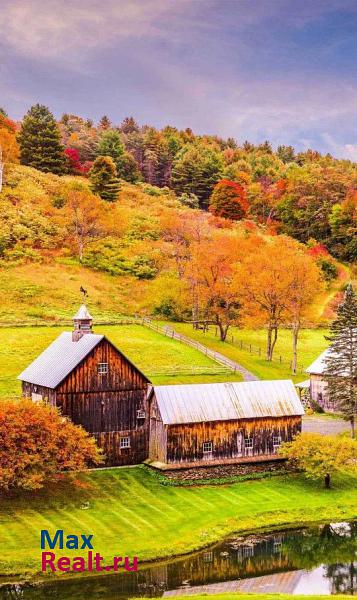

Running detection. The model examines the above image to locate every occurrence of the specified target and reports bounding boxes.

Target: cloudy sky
[1,0,357,158]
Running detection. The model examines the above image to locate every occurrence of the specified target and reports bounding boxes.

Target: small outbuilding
[148,380,304,469]
[306,348,344,412]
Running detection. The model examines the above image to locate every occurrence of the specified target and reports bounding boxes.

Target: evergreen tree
[89,155,120,202]
[99,115,111,130]
[325,284,357,437]
[18,104,66,174]
[0,108,8,118]
[98,129,124,165]
[171,144,223,208]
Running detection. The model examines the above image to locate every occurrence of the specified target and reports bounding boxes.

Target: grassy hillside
[0,467,355,577]
[0,324,241,397]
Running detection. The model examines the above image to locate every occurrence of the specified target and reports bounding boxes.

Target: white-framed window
[97,362,108,374]
[273,436,282,448]
[273,540,282,553]
[243,545,254,558]
[203,441,213,453]
[245,437,253,449]
[31,392,42,402]
[120,436,130,449]
[203,551,213,563]
[137,409,146,419]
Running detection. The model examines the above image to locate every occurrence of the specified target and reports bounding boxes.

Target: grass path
[0,467,355,577]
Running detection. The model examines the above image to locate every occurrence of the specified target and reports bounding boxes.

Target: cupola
[72,304,93,341]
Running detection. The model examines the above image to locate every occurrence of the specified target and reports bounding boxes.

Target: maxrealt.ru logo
[41,530,138,573]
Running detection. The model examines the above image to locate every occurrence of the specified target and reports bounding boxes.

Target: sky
[1,0,357,159]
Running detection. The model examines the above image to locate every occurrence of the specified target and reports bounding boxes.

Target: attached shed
[148,380,304,469]
[306,348,349,412]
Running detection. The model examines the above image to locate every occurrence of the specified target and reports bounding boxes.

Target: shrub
[0,400,102,491]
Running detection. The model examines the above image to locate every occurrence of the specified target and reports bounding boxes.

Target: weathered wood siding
[149,396,167,463]
[164,416,301,464]
[310,374,339,412]
[22,382,56,405]
[54,338,150,466]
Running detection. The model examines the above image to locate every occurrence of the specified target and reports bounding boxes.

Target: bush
[0,400,102,491]
[318,258,338,283]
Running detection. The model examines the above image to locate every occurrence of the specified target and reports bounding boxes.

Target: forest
[0,104,355,367]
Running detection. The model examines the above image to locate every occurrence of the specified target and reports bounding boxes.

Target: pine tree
[89,156,120,202]
[0,108,8,118]
[325,284,357,437]
[97,130,124,165]
[18,104,66,174]
[99,115,111,130]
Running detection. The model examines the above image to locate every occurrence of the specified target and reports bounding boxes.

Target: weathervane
[80,286,88,302]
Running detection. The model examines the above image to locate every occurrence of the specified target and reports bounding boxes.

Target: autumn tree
[0,115,19,192]
[18,104,67,174]
[89,155,120,202]
[285,249,322,373]
[241,236,319,361]
[99,115,111,130]
[185,232,242,341]
[63,189,106,261]
[209,179,248,220]
[280,433,357,489]
[325,284,357,438]
[0,400,102,491]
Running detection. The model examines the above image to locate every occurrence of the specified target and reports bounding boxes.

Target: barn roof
[154,380,304,425]
[18,332,104,389]
[306,348,330,374]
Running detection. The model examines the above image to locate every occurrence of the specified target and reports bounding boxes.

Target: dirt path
[302,415,349,435]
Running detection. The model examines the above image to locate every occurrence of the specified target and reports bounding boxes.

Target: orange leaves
[0,400,102,491]
[209,179,249,221]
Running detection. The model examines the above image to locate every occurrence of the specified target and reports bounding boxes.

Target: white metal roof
[18,332,103,389]
[73,304,93,320]
[154,380,304,425]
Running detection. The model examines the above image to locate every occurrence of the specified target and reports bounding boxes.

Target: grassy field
[170,324,329,382]
[0,323,242,397]
[135,595,354,600]
[0,467,356,577]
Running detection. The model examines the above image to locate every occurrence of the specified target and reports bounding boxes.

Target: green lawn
[170,324,329,382]
[0,324,241,397]
[136,595,354,600]
[0,467,355,577]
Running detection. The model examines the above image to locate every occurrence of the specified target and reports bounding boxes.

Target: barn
[19,305,304,469]
[148,380,304,469]
[306,347,349,412]
[18,305,151,466]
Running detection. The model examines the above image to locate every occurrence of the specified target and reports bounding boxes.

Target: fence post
[249,344,252,353]
[279,356,282,363]
[240,340,243,350]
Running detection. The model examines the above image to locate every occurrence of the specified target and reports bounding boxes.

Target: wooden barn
[148,380,304,469]
[18,305,151,466]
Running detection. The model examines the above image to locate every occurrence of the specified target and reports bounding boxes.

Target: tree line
[1,103,356,261]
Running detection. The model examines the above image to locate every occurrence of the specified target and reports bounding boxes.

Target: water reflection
[1,522,356,599]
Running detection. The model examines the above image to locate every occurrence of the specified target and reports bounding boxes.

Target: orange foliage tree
[241,236,322,363]
[0,115,19,192]
[0,400,102,491]
[209,179,248,221]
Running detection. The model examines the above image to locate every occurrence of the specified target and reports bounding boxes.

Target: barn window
[243,545,254,558]
[273,436,282,448]
[203,441,213,453]
[120,436,130,449]
[244,437,253,449]
[97,362,108,374]
[137,409,146,419]
[203,551,213,562]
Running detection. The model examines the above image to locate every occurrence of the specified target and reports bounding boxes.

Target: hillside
[0,164,352,326]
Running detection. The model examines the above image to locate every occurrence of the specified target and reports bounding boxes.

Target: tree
[171,144,223,208]
[0,119,20,192]
[99,115,111,129]
[89,156,120,202]
[185,233,242,341]
[280,433,357,488]
[0,400,102,491]
[285,250,322,373]
[277,145,296,163]
[209,179,248,220]
[0,108,8,118]
[325,284,357,437]
[63,189,106,262]
[18,104,66,174]
[97,129,125,165]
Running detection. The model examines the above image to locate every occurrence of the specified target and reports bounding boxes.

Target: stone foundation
[160,459,287,482]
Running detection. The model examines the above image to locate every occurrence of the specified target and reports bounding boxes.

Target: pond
[1,522,356,599]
